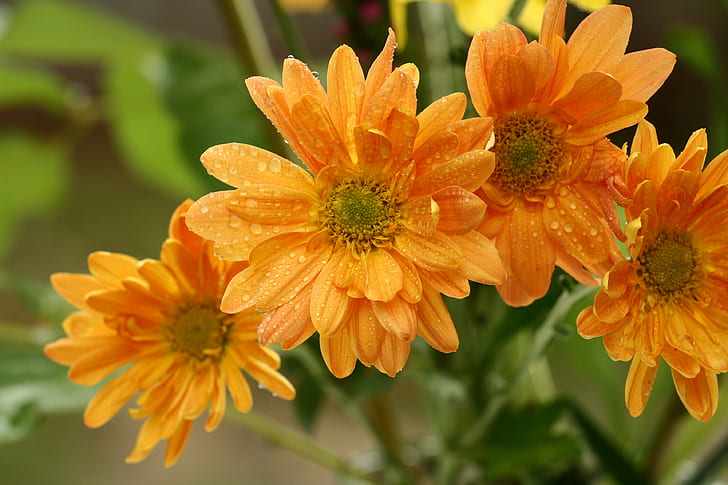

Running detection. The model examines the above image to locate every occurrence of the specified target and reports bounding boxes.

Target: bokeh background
[1,1,727,484]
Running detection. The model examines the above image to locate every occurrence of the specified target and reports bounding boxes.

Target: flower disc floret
[321,179,401,255]
[492,115,564,196]
[636,232,698,301]
[169,304,232,360]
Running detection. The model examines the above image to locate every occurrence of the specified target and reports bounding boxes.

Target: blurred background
[1,0,727,484]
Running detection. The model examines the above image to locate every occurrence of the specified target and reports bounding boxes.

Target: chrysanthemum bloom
[44,200,295,466]
[577,120,728,421]
[465,0,675,306]
[389,0,610,48]
[186,31,505,378]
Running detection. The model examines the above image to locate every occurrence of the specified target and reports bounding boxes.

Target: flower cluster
[44,0,728,467]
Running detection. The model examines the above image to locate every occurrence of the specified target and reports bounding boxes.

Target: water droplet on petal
[250,223,263,234]
[549,220,560,230]
[269,158,282,172]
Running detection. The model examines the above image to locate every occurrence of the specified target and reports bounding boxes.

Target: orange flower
[44,200,295,466]
[465,0,675,306]
[577,120,728,421]
[186,31,505,378]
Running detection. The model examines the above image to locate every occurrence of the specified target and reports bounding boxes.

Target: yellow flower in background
[465,0,675,306]
[279,0,330,13]
[578,121,728,422]
[186,31,505,378]
[44,200,295,466]
[390,0,610,47]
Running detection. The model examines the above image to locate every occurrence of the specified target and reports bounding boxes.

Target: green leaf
[666,26,723,83]
[104,56,207,198]
[0,0,158,62]
[0,133,69,257]
[0,342,94,444]
[161,42,270,191]
[0,62,68,111]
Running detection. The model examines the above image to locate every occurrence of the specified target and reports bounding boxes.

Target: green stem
[227,410,378,484]
[416,2,456,103]
[0,321,40,345]
[683,429,728,485]
[460,284,595,449]
[269,0,310,62]
[214,0,290,156]
[644,393,685,479]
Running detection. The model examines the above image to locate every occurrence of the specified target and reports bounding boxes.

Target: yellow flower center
[169,304,232,360]
[492,115,564,196]
[637,232,698,301]
[321,179,401,255]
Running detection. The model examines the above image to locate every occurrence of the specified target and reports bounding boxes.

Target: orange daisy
[186,30,506,378]
[465,0,675,306]
[577,120,728,421]
[44,200,295,466]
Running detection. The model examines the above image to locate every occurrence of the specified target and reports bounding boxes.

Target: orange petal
[553,72,622,122]
[417,283,459,353]
[200,143,314,193]
[402,195,439,236]
[87,251,139,286]
[85,289,163,323]
[243,357,296,400]
[282,57,327,106]
[592,290,629,325]
[382,110,419,176]
[374,332,410,377]
[565,5,632,84]
[258,282,313,346]
[449,117,494,153]
[672,367,719,422]
[411,130,460,176]
[227,183,315,225]
[310,262,352,337]
[84,374,139,427]
[164,419,193,468]
[519,42,556,100]
[50,273,110,313]
[450,231,506,285]
[539,0,566,53]
[419,268,469,299]
[609,48,676,103]
[362,67,417,130]
[354,127,392,174]
[371,296,417,341]
[488,55,535,114]
[415,93,467,151]
[411,149,494,196]
[390,250,423,304]
[364,249,404,301]
[320,327,357,378]
[245,77,322,173]
[362,29,397,118]
[465,30,492,116]
[137,259,180,301]
[68,341,141,385]
[290,94,353,169]
[222,358,253,413]
[663,346,701,379]
[624,357,657,417]
[566,99,647,146]
[327,44,365,156]
[431,187,485,235]
[395,230,462,272]
[351,301,385,366]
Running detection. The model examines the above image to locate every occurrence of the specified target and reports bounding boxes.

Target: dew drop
[549,220,560,230]
[256,160,267,172]
[298,254,307,263]
[563,222,574,233]
[245,198,258,208]
[589,227,598,236]
[269,158,282,172]
[229,214,242,228]
[250,223,263,234]
[569,202,577,211]
[200,205,209,214]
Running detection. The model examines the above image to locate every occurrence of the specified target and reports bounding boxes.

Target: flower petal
[320,328,357,378]
[258,282,313,346]
[374,332,410,377]
[432,187,485,235]
[566,99,647,146]
[553,72,622,122]
[395,230,462,272]
[488,55,536,114]
[311,259,353,337]
[624,357,657,417]
[352,301,385,366]
[411,150,495,196]
[371,296,417,342]
[417,283,459,353]
[608,48,676,102]
[415,93,467,151]
[450,231,506,285]
[327,44,365,157]
[672,367,718,422]
[290,94,353,169]
[402,195,439,236]
[364,249,404,301]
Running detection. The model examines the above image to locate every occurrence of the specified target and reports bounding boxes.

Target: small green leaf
[0,342,95,444]
[104,56,207,198]
[161,42,270,191]
[0,133,69,257]
[0,63,68,111]
[0,0,158,62]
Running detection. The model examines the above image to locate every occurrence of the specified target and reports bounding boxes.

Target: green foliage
[0,63,68,112]
[0,133,68,256]
[0,342,94,444]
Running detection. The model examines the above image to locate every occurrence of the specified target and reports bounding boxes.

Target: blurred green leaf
[0,342,94,444]
[162,42,270,191]
[0,63,68,111]
[0,133,68,257]
[476,401,581,480]
[666,26,722,82]
[0,0,158,62]
[104,56,207,198]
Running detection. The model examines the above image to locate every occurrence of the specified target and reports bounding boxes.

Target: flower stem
[226,409,378,484]
[269,0,310,62]
[214,0,290,156]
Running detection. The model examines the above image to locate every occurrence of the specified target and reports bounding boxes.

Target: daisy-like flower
[389,0,610,48]
[465,0,675,306]
[186,30,505,378]
[44,200,295,466]
[578,120,728,421]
